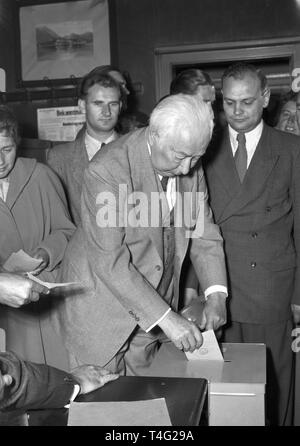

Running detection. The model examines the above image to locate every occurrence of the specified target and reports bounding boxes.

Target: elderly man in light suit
[53,94,228,375]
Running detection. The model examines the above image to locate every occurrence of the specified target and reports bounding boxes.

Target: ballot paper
[185,329,224,361]
[26,272,77,291]
[3,249,42,273]
[68,398,172,426]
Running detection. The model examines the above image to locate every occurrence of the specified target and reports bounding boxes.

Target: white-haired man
[53,94,228,375]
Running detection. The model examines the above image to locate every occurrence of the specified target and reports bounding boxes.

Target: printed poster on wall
[37,106,85,141]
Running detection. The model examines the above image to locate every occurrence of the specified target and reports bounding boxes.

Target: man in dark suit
[0,350,118,413]
[53,94,228,375]
[204,62,300,425]
[47,72,122,226]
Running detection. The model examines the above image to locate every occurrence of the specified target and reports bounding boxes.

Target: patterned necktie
[235,133,247,182]
[160,176,169,192]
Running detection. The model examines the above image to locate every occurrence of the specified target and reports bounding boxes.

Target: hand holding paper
[26,272,78,293]
[185,329,224,361]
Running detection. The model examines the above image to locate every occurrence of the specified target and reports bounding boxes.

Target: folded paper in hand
[26,272,77,291]
[3,249,42,273]
[185,329,224,361]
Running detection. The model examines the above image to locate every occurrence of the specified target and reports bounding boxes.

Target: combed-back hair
[170,68,214,95]
[221,62,268,92]
[79,71,121,99]
[149,93,213,149]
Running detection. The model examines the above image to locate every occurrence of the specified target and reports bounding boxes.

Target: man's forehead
[86,84,121,100]
[223,73,260,89]
[173,139,206,156]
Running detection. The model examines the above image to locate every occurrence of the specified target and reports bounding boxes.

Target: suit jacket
[53,127,227,365]
[0,351,77,411]
[47,128,118,226]
[47,128,89,226]
[204,124,300,324]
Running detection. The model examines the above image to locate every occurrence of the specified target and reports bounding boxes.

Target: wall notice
[37,106,85,141]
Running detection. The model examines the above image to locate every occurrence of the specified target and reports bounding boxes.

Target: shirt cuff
[145,308,171,333]
[204,285,228,300]
[64,384,81,408]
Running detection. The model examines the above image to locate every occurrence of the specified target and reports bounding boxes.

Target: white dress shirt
[228,120,263,168]
[85,131,117,161]
[0,178,9,202]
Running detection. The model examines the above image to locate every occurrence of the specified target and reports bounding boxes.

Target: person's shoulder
[267,125,300,155]
[32,160,62,183]
[48,140,76,159]
[91,128,146,166]
[267,124,300,144]
[87,128,147,183]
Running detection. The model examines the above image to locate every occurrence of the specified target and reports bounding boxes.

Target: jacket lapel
[131,128,164,261]
[6,157,36,209]
[218,124,279,223]
[70,129,89,186]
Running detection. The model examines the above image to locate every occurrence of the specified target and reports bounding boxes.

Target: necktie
[160,176,169,192]
[235,133,247,182]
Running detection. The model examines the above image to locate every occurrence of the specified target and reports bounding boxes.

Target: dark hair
[221,62,268,92]
[0,105,19,144]
[170,69,214,95]
[79,71,121,99]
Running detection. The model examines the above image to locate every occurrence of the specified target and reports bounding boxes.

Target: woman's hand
[31,248,50,275]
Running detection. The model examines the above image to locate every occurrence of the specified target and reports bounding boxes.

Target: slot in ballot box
[144,342,266,426]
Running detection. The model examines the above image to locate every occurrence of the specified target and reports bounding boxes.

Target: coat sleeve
[0,351,76,411]
[189,167,227,291]
[35,165,76,271]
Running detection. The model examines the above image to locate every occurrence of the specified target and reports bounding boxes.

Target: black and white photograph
[0,0,300,431]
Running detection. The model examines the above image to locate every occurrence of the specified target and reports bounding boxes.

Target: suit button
[155,265,161,271]
[251,262,256,268]
[252,232,258,238]
[266,206,271,212]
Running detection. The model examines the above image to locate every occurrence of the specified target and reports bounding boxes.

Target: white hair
[149,94,213,149]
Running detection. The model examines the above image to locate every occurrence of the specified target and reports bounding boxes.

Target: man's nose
[101,104,111,116]
[0,152,5,165]
[180,158,192,175]
[287,114,296,125]
[233,103,243,115]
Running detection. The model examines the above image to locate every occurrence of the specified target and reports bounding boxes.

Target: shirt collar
[85,130,117,147]
[228,120,263,148]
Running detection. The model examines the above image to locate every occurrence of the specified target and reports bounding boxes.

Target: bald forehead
[223,72,262,90]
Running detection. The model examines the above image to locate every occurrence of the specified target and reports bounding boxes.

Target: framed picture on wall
[16,0,111,86]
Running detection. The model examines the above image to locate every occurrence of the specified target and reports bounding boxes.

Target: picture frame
[16,0,111,87]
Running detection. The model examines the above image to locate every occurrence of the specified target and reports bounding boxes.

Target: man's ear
[262,88,271,108]
[78,98,86,114]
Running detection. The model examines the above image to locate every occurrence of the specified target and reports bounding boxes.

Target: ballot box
[144,342,266,426]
